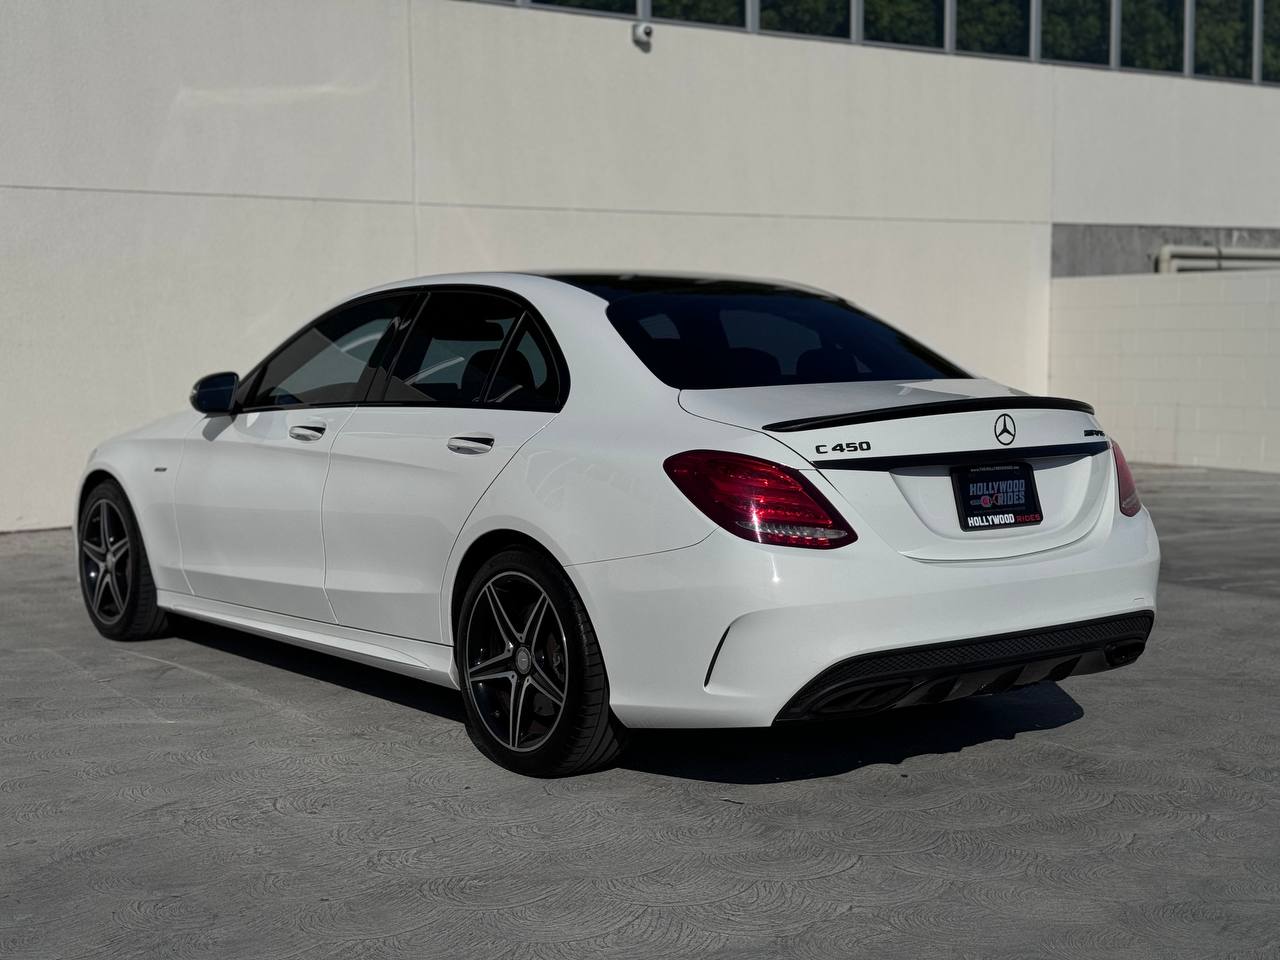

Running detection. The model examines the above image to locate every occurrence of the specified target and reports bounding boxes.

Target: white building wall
[1050,271,1280,473]
[2,0,1279,529]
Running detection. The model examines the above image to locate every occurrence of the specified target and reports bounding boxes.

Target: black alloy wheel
[78,479,168,641]
[456,548,625,776]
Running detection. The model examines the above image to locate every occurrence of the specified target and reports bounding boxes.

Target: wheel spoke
[527,670,564,708]
[521,593,548,644]
[82,538,107,562]
[115,561,130,605]
[483,584,521,647]
[110,538,130,564]
[92,570,110,613]
[105,573,125,614]
[531,655,565,699]
[469,664,516,685]
[99,501,113,548]
[468,647,514,679]
[509,675,531,747]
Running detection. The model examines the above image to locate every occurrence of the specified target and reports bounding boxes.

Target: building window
[1195,0,1254,78]
[1121,0,1185,71]
[453,0,1280,91]
[652,0,745,27]
[1266,0,1280,82]
[1042,0,1110,63]
[535,0,636,13]
[760,0,850,37]
[864,0,945,48]
[956,0,1030,57]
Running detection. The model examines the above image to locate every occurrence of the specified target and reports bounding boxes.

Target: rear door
[175,292,419,619]
[322,288,565,642]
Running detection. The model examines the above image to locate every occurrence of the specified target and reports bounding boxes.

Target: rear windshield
[605,290,968,390]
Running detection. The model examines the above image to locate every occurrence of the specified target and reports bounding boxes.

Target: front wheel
[78,479,169,641]
[456,548,626,776]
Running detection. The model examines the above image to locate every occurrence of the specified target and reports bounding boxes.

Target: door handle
[447,435,495,455]
[288,423,326,442]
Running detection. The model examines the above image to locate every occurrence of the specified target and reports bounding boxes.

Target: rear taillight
[663,450,855,549]
[1112,441,1142,517]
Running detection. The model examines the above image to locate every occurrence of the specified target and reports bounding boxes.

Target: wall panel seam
[0,184,1052,228]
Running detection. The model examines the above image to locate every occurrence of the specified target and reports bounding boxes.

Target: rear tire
[78,479,169,641]
[455,547,626,776]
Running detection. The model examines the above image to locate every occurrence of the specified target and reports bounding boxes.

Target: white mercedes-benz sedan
[77,273,1159,776]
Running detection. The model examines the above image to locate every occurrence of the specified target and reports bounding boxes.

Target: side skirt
[156,590,459,690]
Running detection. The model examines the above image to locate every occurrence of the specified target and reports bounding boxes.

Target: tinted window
[490,322,562,410]
[607,291,966,390]
[864,0,945,48]
[384,292,520,404]
[1195,0,1253,79]
[957,0,1030,57]
[534,0,633,11]
[248,295,414,408]
[760,0,850,37]
[1267,0,1280,82]
[1042,0,1110,64]
[652,0,744,27]
[1122,0,1184,72]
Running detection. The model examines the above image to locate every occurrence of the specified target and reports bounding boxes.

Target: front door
[323,289,565,642]
[174,292,419,621]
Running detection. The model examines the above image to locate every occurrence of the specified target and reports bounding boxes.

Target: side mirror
[190,371,239,415]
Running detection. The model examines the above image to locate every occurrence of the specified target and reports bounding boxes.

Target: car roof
[539,272,835,303]
[352,271,836,305]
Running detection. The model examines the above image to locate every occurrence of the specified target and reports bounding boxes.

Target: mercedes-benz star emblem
[994,414,1017,446]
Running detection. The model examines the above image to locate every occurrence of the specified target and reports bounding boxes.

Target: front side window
[247,294,416,408]
[606,289,966,390]
[383,291,524,405]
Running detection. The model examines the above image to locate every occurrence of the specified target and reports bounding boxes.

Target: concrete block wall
[1050,271,1280,472]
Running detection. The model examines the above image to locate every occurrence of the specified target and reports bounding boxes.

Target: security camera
[632,21,653,50]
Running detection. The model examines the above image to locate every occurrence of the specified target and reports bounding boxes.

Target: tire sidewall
[455,548,592,776]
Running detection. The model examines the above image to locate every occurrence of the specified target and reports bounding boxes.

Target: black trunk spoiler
[763,395,1095,433]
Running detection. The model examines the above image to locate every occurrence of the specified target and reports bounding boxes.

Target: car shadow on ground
[169,618,1081,784]
[170,617,467,723]
[620,683,1084,784]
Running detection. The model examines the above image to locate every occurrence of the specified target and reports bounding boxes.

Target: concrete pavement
[1,464,1277,958]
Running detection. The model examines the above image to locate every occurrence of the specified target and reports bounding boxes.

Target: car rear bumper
[566,505,1160,729]
[774,612,1153,721]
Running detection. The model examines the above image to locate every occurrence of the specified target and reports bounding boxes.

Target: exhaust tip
[1105,639,1146,667]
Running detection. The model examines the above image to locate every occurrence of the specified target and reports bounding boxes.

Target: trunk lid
[679,379,1113,560]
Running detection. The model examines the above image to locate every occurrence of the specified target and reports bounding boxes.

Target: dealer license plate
[951,462,1043,533]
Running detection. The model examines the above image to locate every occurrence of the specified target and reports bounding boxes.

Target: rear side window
[488,322,561,410]
[384,292,520,404]
[247,294,415,408]
[382,290,564,409]
[606,291,967,389]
